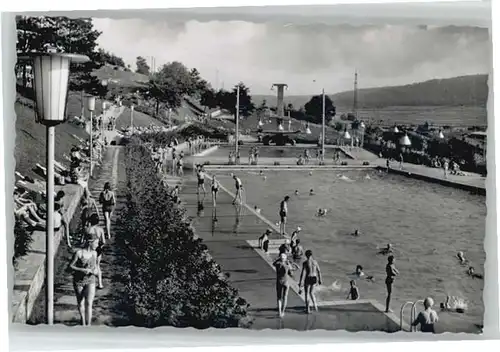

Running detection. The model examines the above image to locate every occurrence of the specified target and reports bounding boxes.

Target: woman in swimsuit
[211,176,219,206]
[177,157,184,177]
[85,213,106,289]
[99,182,115,240]
[68,230,99,326]
[232,175,243,205]
[80,187,100,233]
[273,253,296,317]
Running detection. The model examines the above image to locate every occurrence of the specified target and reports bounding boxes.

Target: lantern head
[24,52,89,125]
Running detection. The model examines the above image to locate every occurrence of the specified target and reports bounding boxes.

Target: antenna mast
[353,69,358,119]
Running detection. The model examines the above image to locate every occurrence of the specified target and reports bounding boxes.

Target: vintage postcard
[9,3,491,336]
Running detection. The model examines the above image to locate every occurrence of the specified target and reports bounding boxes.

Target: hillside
[252,74,488,109]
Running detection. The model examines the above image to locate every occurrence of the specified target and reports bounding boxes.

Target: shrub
[13,219,34,267]
[118,144,247,328]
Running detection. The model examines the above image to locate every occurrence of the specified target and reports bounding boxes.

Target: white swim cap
[297,226,302,231]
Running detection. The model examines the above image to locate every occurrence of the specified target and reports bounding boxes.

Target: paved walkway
[178,175,401,331]
[50,146,130,326]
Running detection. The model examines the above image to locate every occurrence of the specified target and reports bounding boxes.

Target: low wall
[12,183,84,323]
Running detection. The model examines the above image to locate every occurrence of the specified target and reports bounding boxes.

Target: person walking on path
[99,182,116,240]
[299,250,322,313]
[279,196,290,236]
[412,297,439,333]
[273,253,295,318]
[80,187,100,233]
[85,213,106,289]
[68,230,99,326]
[385,255,399,313]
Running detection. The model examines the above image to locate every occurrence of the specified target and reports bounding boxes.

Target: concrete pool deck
[178,175,404,332]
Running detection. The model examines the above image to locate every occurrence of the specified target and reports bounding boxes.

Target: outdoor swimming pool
[211,169,485,332]
[207,145,350,161]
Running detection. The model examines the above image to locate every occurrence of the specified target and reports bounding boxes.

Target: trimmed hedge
[118,143,247,328]
[13,219,34,267]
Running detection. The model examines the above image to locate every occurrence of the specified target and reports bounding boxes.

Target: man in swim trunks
[279,196,290,236]
[299,249,322,313]
[197,167,206,196]
[232,175,243,205]
[412,297,439,333]
[259,229,271,253]
[385,255,399,313]
[278,239,292,255]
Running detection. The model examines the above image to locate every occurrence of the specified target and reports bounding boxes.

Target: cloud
[92,18,490,95]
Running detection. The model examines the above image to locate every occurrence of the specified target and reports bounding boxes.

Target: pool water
[212,169,485,331]
[209,145,349,160]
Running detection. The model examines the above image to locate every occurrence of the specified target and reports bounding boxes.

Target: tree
[304,95,336,124]
[96,48,125,67]
[147,61,194,115]
[231,82,255,118]
[200,88,218,110]
[136,56,150,75]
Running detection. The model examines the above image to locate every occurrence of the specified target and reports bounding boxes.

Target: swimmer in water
[346,280,360,300]
[309,171,313,176]
[467,266,483,279]
[352,229,360,237]
[457,251,467,264]
[254,205,261,214]
[378,243,393,255]
[317,208,328,217]
[440,296,467,313]
[309,189,314,196]
[354,265,374,281]
[294,190,299,196]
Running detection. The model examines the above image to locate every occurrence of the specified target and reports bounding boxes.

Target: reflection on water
[214,169,485,329]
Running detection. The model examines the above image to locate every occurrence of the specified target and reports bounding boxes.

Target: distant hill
[253,74,488,109]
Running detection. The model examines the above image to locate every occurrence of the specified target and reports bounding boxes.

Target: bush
[118,144,247,328]
[13,219,34,267]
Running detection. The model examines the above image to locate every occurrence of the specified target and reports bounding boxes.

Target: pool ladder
[400,299,424,332]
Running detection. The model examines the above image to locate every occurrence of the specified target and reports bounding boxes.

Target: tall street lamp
[360,121,366,147]
[312,81,326,157]
[24,51,89,325]
[87,96,96,175]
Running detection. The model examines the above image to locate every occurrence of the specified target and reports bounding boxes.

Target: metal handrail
[411,299,425,332]
[400,301,414,332]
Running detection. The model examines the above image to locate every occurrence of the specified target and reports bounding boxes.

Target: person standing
[279,196,290,236]
[412,297,439,333]
[273,253,294,317]
[211,176,219,206]
[99,182,115,240]
[232,175,243,205]
[68,231,99,326]
[85,213,106,289]
[385,255,399,313]
[443,159,449,179]
[299,250,322,313]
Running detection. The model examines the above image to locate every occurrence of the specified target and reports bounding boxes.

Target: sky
[92,16,491,95]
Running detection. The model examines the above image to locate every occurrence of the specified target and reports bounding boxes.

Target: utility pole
[235,85,240,155]
[322,88,325,158]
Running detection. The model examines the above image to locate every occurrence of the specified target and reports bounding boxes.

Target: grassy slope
[115,107,168,130]
[252,74,488,109]
[15,94,90,180]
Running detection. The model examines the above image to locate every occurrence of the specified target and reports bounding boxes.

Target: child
[259,229,271,253]
[347,280,360,300]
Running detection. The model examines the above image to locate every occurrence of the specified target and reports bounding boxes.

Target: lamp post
[235,85,240,156]
[101,101,107,143]
[25,52,89,325]
[360,121,366,147]
[87,96,96,176]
